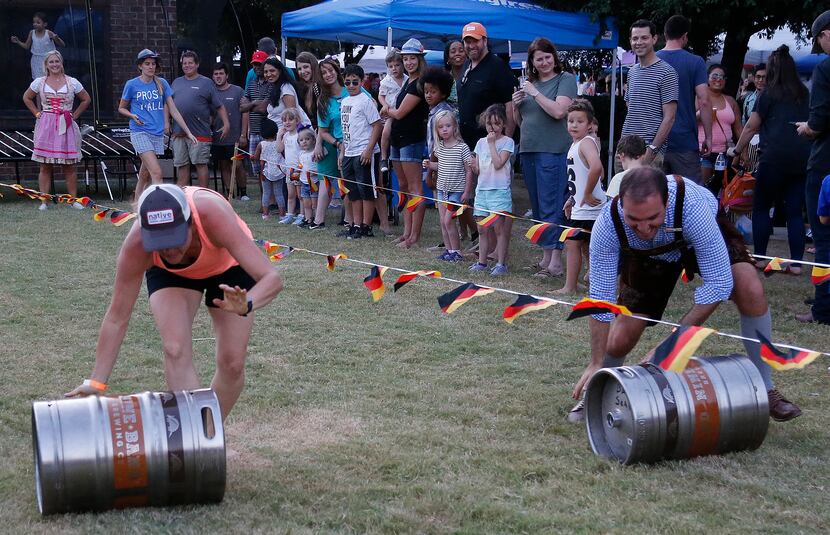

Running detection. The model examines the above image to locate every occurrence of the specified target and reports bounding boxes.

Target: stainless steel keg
[585,355,769,464]
[32,388,225,514]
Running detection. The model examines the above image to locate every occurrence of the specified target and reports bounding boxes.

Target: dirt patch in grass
[227,408,363,466]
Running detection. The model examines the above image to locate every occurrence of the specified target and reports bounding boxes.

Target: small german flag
[757,331,821,371]
[308,172,318,193]
[56,194,74,204]
[326,253,348,271]
[451,203,466,219]
[558,227,581,242]
[406,196,426,212]
[566,298,632,321]
[503,294,555,324]
[477,212,500,228]
[322,176,331,193]
[525,223,552,244]
[93,209,110,222]
[763,257,785,277]
[395,191,407,212]
[437,282,495,314]
[230,154,246,161]
[77,196,94,207]
[393,270,441,292]
[650,325,715,373]
[337,178,350,197]
[811,266,830,285]
[110,210,136,226]
[269,246,294,262]
[363,265,389,302]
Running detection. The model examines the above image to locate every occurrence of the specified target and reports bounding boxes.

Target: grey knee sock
[602,354,625,368]
[740,309,773,390]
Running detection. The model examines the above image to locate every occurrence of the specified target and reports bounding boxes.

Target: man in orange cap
[457,21,517,150]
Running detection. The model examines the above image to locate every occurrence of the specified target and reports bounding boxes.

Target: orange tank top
[151,187,253,279]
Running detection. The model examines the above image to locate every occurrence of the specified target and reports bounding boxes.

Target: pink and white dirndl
[30,75,83,164]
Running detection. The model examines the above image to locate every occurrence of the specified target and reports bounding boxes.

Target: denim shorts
[436,190,463,204]
[131,131,165,156]
[300,182,319,199]
[390,141,426,162]
[474,188,512,216]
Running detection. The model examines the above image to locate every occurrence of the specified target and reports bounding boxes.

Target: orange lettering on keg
[682,362,720,457]
[108,396,149,505]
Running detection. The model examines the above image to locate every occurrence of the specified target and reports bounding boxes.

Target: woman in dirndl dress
[22,50,91,210]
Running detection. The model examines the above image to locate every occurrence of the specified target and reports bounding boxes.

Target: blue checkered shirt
[589,176,734,322]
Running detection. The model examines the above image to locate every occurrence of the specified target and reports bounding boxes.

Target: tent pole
[508,40,512,59]
[387,26,392,48]
[281,35,287,63]
[607,49,618,176]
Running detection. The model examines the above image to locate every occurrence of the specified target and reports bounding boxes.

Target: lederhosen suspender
[610,175,698,280]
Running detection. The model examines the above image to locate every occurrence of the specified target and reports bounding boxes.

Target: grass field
[1,182,829,534]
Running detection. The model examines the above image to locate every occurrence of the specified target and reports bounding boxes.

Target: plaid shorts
[130,131,165,156]
[248,134,262,175]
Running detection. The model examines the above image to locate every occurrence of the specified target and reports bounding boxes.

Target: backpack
[720,165,754,213]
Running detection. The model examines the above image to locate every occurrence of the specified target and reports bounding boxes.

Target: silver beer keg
[585,356,769,464]
[32,388,225,514]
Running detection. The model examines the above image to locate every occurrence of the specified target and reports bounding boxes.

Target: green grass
[1,183,829,534]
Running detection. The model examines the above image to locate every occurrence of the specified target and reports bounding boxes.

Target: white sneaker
[72,201,84,210]
[292,215,305,226]
[240,195,251,202]
[278,214,293,224]
[38,203,47,211]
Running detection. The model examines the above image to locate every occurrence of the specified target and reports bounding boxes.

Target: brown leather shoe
[768,388,802,422]
[795,311,815,323]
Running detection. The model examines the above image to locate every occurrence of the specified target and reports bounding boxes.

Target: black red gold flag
[650,325,715,372]
[566,298,632,321]
[757,331,821,371]
[437,282,495,314]
[502,294,554,323]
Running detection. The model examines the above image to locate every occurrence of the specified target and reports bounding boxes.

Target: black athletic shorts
[210,144,236,161]
[342,154,378,202]
[145,265,256,307]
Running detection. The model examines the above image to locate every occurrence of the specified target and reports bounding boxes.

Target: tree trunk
[720,28,752,98]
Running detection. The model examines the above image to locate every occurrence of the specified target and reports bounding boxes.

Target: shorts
[437,190,463,204]
[566,218,595,241]
[474,188,512,217]
[390,141,426,163]
[131,131,165,156]
[663,151,702,183]
[248,134,263,175]
[300,182,319,199]
[342,154,378,201]
[210,144,236,161]
[145,264,256,308]
[172,136,211,167]
[617,214,752,321]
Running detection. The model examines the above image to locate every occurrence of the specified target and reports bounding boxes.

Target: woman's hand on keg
[65,382,103,398]
[213,284,249,315]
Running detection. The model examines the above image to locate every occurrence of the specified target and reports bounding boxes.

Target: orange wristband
[83,379,108,392]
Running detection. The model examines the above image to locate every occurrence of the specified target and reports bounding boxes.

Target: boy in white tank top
[554,99,605,295]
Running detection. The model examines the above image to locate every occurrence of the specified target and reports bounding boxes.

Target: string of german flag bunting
[2,182,827,373]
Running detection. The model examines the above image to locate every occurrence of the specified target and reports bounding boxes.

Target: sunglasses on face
[344,80,361,86]
[709,73,725,80]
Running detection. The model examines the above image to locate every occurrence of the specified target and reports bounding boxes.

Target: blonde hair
[280,107,302,123]
[431,110,461,151]
[298,128,316,144]
[42,50,65,76]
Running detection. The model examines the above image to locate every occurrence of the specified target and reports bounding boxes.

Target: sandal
[533,268,553,278]
[784,265,802,276]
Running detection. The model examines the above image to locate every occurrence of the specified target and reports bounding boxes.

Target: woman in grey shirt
[512,37,577,277]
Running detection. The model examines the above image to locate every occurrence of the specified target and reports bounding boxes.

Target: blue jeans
[806,169,830,323]
[521,152,568,250]
[752,163,805,261]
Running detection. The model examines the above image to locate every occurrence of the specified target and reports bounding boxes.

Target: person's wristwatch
[240,298,253,317]
[647,144,658,153]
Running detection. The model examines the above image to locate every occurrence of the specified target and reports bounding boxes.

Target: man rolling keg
[568,167,801,423]
[66,184,282,420]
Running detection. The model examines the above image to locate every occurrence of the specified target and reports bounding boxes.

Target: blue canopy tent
[281,0,620,170]
[796,53,828,77]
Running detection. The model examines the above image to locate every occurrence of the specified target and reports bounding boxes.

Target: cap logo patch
[147,209,175,225]
[465,25,476,31]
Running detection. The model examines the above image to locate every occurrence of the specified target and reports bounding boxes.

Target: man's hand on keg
[65,379,107,397]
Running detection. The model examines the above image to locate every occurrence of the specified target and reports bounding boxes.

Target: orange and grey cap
[462,22,487,40]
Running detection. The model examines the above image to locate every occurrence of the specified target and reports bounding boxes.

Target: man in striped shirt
[568,167,801,423]
[621,19,678,167]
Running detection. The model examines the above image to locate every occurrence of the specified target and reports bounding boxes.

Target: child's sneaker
[278,214,293,224]
[446,251,464,262]
[469,262,488,272]
[335,227,351,238]
[361,225,374,237]
[309,222,326,230]
[292,216,305,226]
[298,219,310,228]
[490,264,508,276]
[347,226,362,240]
[261,213,270,220]
[240,195,251,202]
[437,251,452,261]
[380,159,389,173]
